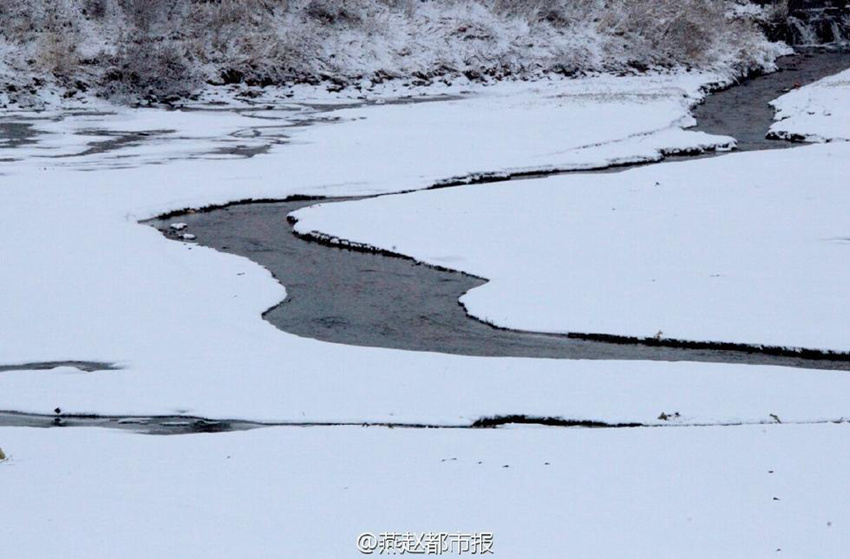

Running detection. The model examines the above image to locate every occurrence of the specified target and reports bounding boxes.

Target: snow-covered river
[1,51,849,432]
[145,51,850,371]
[2,46,850,559]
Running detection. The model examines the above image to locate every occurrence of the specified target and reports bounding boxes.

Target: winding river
[150,51,850,370]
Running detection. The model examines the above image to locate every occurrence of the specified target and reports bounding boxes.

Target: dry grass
[0,0,786,103]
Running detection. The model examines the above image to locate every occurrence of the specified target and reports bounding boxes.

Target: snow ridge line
[151,194,330,222]
[565,332,850,363]
[766,129,848,143]
[1,410,846,435]
[287,218,487,282]
[420,144,733,192]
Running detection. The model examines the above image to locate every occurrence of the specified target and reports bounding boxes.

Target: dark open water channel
[148,52,850,370]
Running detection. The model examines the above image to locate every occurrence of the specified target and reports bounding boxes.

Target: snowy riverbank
[1,40,849,559]
[0,0,788,108]
[769,66,850,141]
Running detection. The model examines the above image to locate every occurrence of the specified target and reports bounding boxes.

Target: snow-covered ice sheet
[293,142,850,352]
[0,73,842,424]
[769,67,850,142]
[1,73,732,175]
[1,424,848,558]
[0,105,304,164]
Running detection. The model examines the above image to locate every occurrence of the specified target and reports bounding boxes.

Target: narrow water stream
[149,52,850,371]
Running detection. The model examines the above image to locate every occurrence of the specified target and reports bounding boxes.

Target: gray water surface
[692,50,850,150]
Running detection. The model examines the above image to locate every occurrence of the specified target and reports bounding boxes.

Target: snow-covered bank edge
[290,205,850,362]
[768,66,850,142]
[4,407,847,433]
[290,140,850,354]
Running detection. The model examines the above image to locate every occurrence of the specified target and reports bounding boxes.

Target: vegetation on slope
[0,0,788,105]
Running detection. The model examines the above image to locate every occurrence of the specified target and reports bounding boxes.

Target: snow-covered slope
[0,0,788,107]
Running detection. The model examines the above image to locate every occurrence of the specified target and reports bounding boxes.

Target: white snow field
[1,44,849,559]
[1,424,848,559]
[292,138,850,353]
[769,67,850,142]
[2,73,825,426]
